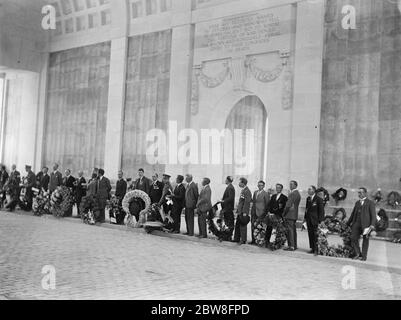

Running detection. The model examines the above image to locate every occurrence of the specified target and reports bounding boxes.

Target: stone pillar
[103,37,128,179]
[103,0,129,179]
[289,0,325,189]
[33,53,49,173]
[164,0,194,177]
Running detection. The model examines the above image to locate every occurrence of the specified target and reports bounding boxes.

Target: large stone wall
[319,0,401,191]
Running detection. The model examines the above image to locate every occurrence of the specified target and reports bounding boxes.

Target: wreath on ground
[80,195,100,225]
[144,204,166,233]
[207,203,233,241]
[50,186,74,217]
[122,190,151,228]
[317,217,354,258]
[33,192,51,216]
[106,195,125,225]
[392,231,401,244]
[259,214,287,250]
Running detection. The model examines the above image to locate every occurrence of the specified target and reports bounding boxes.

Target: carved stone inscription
[204,12,281,54]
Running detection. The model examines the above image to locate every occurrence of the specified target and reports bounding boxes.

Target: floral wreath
[387,191,401,208]
[267,215,287,250]
[50,186,74,217]
[207,203,233,241]
[392,231,401,244]
[253,220,267,247]
[122,190,151,228]
[254,214,287,250]
[317,216,354,258]
[331,187,347,202]
[80,195,100,225]
[33,192,51,216]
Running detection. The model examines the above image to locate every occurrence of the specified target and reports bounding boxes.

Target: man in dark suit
[304,185,325,255]
[49,163,63,194]
[196,177,212,238]
[265,183,288,246]
[23,165,36,211]
[63,169,76,189]
[74,170,87,217]
[4,164,20,211]
[219,176,235,237]
[63,169,76,217]
[168,175,186,233]
[250,180,270,244]
[347,187,377,261]
[234,177,252,244]
[133,168,150,195]
[158,174,173,216]
[149,173,163,204]
[283,180,301,251]
[95,168,111,223]
[184,174,199,236]
[115,170,127,204]
[36,167,50,193]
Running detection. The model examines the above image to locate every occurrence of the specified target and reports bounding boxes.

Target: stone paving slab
[0,210,400,300]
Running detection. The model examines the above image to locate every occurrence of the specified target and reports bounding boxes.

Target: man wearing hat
[24,165,36,211]
[169,175,186,233]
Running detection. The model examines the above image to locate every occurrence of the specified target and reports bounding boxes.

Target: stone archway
[222,95,267,187]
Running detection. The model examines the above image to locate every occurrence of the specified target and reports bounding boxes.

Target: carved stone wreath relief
[190,50,293,115]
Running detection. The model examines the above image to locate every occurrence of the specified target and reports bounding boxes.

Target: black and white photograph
[0,0,401,306]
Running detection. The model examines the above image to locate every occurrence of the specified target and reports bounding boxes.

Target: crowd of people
[0,163,377,261]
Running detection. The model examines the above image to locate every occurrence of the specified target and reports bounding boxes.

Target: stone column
[289,0,325,189]
[103,37,128,178]
[103,0,129,179]
[164,0,194,177]
[33,53,49,172]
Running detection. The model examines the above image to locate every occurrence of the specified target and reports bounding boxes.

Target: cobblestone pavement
[0,211,400,300]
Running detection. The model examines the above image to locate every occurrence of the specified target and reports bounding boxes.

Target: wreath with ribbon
[33,192,51,216]
[80,195,99,225]
[207,203,233,241]
[122,190,151,228]
[50,186,74,217]
[317,217,354,258]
